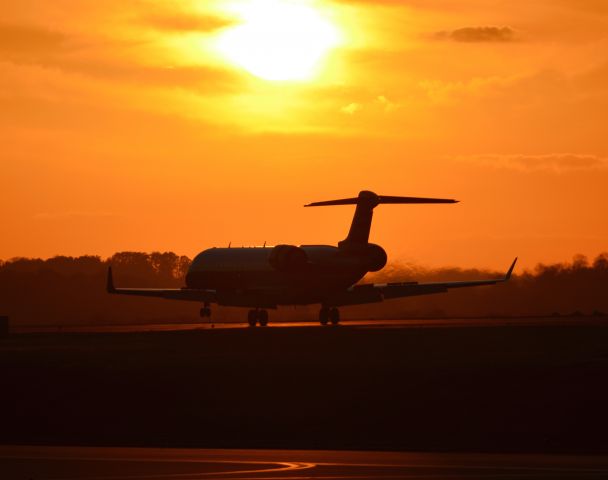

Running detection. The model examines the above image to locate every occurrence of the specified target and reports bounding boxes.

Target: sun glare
[216,0,340,81]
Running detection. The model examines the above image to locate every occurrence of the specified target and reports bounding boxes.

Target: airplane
[107,190,517,326]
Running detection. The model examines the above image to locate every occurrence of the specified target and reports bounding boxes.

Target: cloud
[555,0,608,14]
[338,95,400,117]
[377,95,399,112]
[457,154,608,172]
[418,75,517,104]
[341,102,362,115]
[140,12,235,33]
[435,26,516,43]
[63,61,242,93]
[33,211,118,220]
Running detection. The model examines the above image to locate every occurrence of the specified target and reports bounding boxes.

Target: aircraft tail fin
[305,190,458,248]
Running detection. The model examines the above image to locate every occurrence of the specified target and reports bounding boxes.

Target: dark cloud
[458,153,608,172]
[140,12,235,33]
[435,26,516,43]
[0,22,69,57]
[0,21,241,94]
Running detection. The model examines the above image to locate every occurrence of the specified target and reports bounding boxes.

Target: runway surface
[2,446,608,479]
[12,316,608,334]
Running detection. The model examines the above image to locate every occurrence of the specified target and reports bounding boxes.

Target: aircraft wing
[329,258,517,307]
[106,267,216,303]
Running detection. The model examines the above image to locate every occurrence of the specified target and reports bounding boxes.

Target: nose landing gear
[319,307,340,325]
[247,309,269,327]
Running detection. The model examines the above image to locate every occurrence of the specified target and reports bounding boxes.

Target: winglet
[107,266,116,294]
[505,257,518,281]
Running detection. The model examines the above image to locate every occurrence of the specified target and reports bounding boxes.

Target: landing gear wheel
[258,310,269,327]
[329,307,340,325]
[199,307,211,318]
[247,309,257,327]
[319,307,329,326]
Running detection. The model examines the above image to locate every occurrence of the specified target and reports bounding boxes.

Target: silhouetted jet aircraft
[107,191,516,326]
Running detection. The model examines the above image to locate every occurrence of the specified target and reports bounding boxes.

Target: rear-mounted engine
[365,244,387,272]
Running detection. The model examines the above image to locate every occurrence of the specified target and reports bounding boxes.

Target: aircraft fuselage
[186,245,367,306]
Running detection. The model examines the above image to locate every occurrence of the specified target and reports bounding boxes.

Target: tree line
[362,253,608,319]
[0,251,606,325]
[0,252,193,326]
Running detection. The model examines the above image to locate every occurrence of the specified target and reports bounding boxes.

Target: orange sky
[2,0,607,270]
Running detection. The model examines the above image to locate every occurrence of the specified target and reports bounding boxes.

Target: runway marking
[185,467,608,479]
[314,461,608,473]
[192,476,608,479]
[217,472,608,479]
[0,454,303,466]
[194,461,316,477]
[3,454,608,473]
[3,449,608,480]
[0,457,316,480]
[57,461,314,480]
[4,456,608,480]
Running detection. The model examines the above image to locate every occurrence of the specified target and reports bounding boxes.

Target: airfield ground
[1,318,607,453]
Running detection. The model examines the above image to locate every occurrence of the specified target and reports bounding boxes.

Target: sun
[216,0,340,81]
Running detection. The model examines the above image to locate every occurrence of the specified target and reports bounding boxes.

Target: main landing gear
[248,309,269,327]
[199,303,211,318]
[319,307,340,326]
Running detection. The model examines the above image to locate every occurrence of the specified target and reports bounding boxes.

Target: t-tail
[305,190,458,250]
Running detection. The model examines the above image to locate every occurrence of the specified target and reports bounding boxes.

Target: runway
[2,446,608,479]
[12,315,608,334]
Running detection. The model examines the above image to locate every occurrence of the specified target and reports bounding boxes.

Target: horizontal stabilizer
[306,190,458,248]
[305,191,458,207]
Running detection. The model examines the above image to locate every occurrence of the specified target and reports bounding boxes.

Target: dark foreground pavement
[2,446,608,479]
[1,321,608,453]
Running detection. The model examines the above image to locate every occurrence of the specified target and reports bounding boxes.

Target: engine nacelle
[268,244,308,272]
[365,243,387,272]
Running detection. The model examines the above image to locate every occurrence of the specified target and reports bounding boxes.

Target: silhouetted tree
[1,251,607,325]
